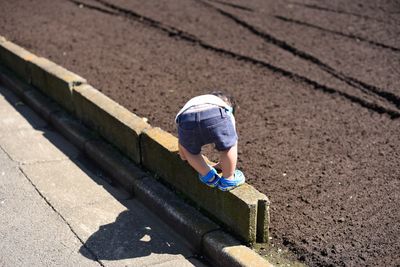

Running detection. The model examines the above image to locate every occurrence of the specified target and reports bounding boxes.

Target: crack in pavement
[18,166,106,267]
[0,140,106,267]
[65,0,400,119]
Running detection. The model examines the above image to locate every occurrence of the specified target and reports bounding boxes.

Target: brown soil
[1,0,399,266]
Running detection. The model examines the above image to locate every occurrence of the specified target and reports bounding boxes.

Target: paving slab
[0,128,80,164]
[151,257,208,267]
[0,148,97,267]
[78,200,194,267]
[20,160,131,208]
[21,160,194,266]
[0,85,47,132]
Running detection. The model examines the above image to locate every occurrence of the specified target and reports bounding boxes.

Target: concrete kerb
[73,84,151,164]
[50,110,98,151]
[133,175,221,252]
[0,37,272,266]
[0,38,36,83]
[0,64,34,99]
[140,127,271,243]
[29,56,87,114]
[84,139,144,191]
[203,231,273,267]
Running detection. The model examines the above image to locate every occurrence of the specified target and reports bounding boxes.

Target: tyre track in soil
[274,15,400,54]
[224,0,400,103]
[70,0,400,119]
[288,1,400,25]
[2,0,399,266]
[196,0,400,111]
[205,0,255,12]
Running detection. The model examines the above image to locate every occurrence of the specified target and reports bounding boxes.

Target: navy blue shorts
[177,107,238,155]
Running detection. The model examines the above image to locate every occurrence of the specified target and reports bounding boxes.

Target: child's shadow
[80,209,182,261]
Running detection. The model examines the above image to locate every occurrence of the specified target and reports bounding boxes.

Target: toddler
[175,92,245,191]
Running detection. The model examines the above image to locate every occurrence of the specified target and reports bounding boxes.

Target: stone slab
[24,89,62,121]
[0,128,80,164]
[50,110,97,150]
[29,56,86,114]
[76,200,193,267]
[0,67,62,120]
[30,181,192,266]
[151,257,207,267]
[0,64,34,98]
[133,176,221,252]
[0,148,96,267]
[203,231,272,267]
[20,160,131,209]
[85,140,146,192]
[73,84,150,164]
[0,85,47,132]
[257,199,270,243]
[19,158,194,266]
[0,38,36,82]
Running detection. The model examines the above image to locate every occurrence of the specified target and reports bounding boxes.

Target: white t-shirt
[175,94,235,126]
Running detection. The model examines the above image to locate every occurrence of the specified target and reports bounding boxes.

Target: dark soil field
[1,0,399,266]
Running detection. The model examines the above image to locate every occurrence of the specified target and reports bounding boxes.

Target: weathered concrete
[133,175,221,252]
[0,149,97,267]
[203,231,273,267]
[0,64,34,97]
[29,56,86,114]
[140,127,269,243]
[23,89,61,120]
[85,139,146,191]
[0,37,36,82]
[0,128,80,164]
[152,258,208,267]
[20,160,131,209]
[257,199,270,243]
[50,110,97,150]
[73,84,150,164]
[0,89,47,132]
[0,37,87,114]
[21,160,194,267]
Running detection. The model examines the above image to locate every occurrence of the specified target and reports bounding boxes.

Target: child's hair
[211,91,237,114]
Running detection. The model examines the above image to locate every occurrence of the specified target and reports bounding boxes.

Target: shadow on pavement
[79,210,182,261]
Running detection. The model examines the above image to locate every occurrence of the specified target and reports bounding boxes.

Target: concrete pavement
[0,84,207,266]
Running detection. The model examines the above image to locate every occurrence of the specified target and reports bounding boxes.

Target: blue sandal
[199,167,220,188]
[218,170,245,191]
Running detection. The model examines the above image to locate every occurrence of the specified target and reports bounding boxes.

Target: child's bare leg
[179,143,211,176]
[219,143,238,180]
[178,143,187,161]
[201,155,221,172]
[211,161,222,172]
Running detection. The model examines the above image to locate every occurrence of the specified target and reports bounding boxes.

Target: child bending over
[175,92,245,191]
